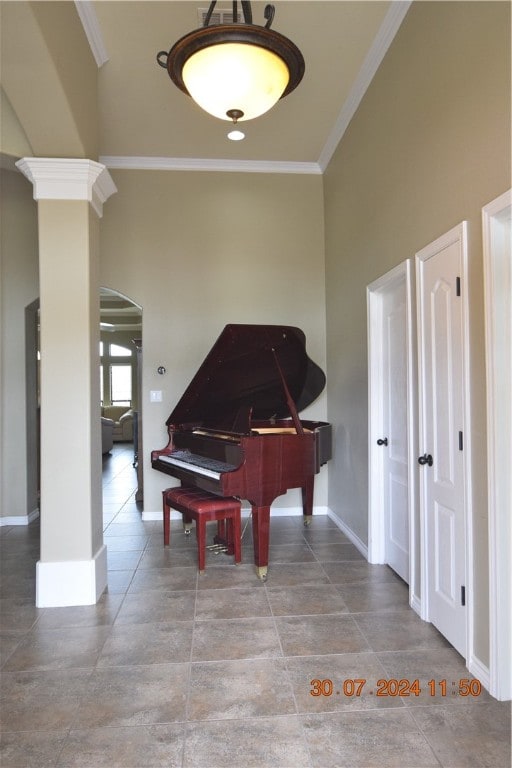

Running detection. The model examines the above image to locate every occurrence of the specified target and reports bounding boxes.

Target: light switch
[150,390,163,402]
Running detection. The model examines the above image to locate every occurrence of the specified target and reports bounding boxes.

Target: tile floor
[1,445,510,767]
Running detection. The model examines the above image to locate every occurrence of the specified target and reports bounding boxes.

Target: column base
[36,544,107,607]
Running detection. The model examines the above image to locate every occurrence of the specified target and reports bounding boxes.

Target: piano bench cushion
[163,486,241,516]
[162,486,242,572]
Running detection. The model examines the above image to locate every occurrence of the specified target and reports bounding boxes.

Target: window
[110,365,132,405]
[110,343,131,357]
[100,341,133,406]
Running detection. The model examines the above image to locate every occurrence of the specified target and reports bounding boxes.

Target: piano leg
[251,505,270,581]
[302,476,314,527]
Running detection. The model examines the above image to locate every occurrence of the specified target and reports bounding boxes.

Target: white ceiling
[79,1,411,174]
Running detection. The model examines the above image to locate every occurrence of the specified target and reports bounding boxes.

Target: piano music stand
[162,486,242,572]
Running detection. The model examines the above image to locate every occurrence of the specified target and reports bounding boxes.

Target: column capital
[15,157,117,217]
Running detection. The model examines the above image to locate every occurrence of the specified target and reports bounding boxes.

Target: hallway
[0,445,510,767]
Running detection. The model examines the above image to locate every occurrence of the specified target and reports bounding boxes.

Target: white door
[368,261,415,586]
[416,223,469,657]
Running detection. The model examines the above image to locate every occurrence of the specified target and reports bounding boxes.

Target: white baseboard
[36,544,108,607]
[0,508,40,527]
[468,653,491,697]
[410,594,422,617]
[326,509,369,559]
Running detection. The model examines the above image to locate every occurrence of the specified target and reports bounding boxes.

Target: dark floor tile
[354,611,451,652]
[410,700,511,767]
[301,708,439,767]
[75,663,189,727]
[195,564,264,590]
[104,535,148,551]
[0,729,67,767]
[308,541,365,561]
[187,658,296,720]
[183,716,311,767]
[322,561,401,585]
[137,545,198,569]
[0,669,92,731]
[376,648,493,707]
[262,562,330,587]
[107,550,143,571]
[194,586,271,620]
[129,566,197,592]
[267,583,349,616]
[192,617,282,661]
[56,724,186,767]
[337,578,410,613]
[105,570,135,594]
[275,614,370,656]
[114,589,196,625]
[286,652,401,713]
[98,620,193,666]
[35,593,124,630]
[2,625,110,672]
[0,596,43,632]
[0,633,23,668]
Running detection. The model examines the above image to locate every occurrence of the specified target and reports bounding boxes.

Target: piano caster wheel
[256,566,267,581]
[184,529,191,536]
[303,516,312,527]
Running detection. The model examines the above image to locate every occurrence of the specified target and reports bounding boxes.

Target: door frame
[415,222,473,655]
[483,189,512,701]
[367,259,419,611]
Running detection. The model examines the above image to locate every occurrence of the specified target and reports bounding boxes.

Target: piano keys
[151,324,332,579]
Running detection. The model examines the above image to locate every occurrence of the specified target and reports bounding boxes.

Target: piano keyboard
[158,451,237,480]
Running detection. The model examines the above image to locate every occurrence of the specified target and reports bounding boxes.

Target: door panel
[416,224,467,657]
[368,261,414,586]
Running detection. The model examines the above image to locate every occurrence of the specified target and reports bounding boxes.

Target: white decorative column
[16,158,117,606]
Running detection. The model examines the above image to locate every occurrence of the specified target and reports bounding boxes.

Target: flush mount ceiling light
[156,1,305,123]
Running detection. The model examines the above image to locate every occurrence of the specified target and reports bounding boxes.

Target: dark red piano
[151,324,332,579]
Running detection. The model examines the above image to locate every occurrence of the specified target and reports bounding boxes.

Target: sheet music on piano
[151,324,332,579]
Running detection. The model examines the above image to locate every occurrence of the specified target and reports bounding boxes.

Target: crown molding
[318,0,412,172]
[15,158,117,217]
[100,155,322,175]
[74,0,108,67]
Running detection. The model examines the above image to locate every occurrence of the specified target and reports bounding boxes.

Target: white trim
[35,544,108,607]
[482,189,512,701]
[318,1,412,171]
[327,510,368,560]
[468,654,491,699]
[0,509,39,527]
[77,3,409,175]
[100,155,322,176]
[367,260,418,605]
[15,158,117,217]
[74,0,109,67]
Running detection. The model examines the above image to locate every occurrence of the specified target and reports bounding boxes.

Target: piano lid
[166,324,326,432]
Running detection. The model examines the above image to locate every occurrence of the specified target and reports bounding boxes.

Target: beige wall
[0,1,98,159]
[99,169,328,515]
[323,0,511,666]
[0,169,39,520]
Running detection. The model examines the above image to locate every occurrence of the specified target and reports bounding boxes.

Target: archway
[100,288,143,506]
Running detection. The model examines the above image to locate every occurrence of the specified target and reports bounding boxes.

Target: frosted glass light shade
[182,43,289,122]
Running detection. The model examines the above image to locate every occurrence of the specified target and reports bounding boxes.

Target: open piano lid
[166,324,326,433]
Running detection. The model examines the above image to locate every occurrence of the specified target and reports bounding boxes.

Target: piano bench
[162,486,242,572]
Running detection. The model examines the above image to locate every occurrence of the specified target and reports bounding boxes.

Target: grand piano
[151,324,332,579]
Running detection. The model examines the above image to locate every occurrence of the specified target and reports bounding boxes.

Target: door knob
[418,453,433,466]
[377,438,388,446]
